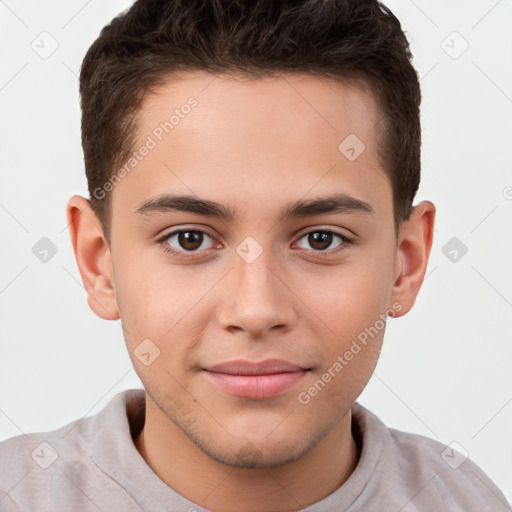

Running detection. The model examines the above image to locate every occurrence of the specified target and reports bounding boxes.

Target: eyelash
[157,227,353,260]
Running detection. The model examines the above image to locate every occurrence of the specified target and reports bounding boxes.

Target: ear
[390,200,436,317]
[66,195,119,321]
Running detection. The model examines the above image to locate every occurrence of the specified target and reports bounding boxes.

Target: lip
[203,359,310,399]
[206,359,307,375]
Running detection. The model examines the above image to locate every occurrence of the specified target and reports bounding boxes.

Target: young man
[1,1,510,511]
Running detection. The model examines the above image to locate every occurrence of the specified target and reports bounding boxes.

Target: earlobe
[389,201,436,317]
[66,195,120,321]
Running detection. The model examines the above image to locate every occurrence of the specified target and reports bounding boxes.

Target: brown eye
[163,229,215,254]
[296,230,347,252]
[307,232,334,251]
[175,231,204,251]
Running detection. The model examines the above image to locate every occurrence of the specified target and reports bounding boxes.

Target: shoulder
[0,420,86,511]
[391,428,509,508]
[0,389,144,512]
[352,403,511,511]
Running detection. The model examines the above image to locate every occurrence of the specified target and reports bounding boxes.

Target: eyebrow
[134,192,374,222]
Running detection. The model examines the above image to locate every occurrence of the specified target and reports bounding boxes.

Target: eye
[157,227,353,260]
[158,228,218,259]
[294,230,352,256]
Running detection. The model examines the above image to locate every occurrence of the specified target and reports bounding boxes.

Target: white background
[1,0,511,505]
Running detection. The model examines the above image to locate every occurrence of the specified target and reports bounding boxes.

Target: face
[102,72,402,467]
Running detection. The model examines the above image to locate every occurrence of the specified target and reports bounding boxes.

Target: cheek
[113,255,213,366]
[113,231,395,361]
[295,261,394,409]
[301,262,392,347]
[112,252,175,344]
[300,274,389,409]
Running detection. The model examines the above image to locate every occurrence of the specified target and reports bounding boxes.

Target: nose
[216,243,297,339]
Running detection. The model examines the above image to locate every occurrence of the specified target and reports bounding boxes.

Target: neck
[134,397,359,512]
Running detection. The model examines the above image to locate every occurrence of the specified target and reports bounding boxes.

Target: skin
[67,71,435,512]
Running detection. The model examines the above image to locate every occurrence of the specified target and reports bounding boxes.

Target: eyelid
[294,224,353,240]
[291,228,353,255]
[157,226,220,254]
[157,225,217,242]
[157,225,354,259]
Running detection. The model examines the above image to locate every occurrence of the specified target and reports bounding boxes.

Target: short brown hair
[79,0,421,244]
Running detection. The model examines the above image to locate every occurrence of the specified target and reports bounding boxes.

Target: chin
[200,440,309,469]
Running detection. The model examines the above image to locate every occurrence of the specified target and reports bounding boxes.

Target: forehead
[140,71,381,149]
[112,71,391,226]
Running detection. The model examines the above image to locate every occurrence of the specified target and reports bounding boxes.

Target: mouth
[203,359,311,400]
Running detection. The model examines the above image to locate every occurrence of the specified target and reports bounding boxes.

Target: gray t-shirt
[0,388,510,511]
